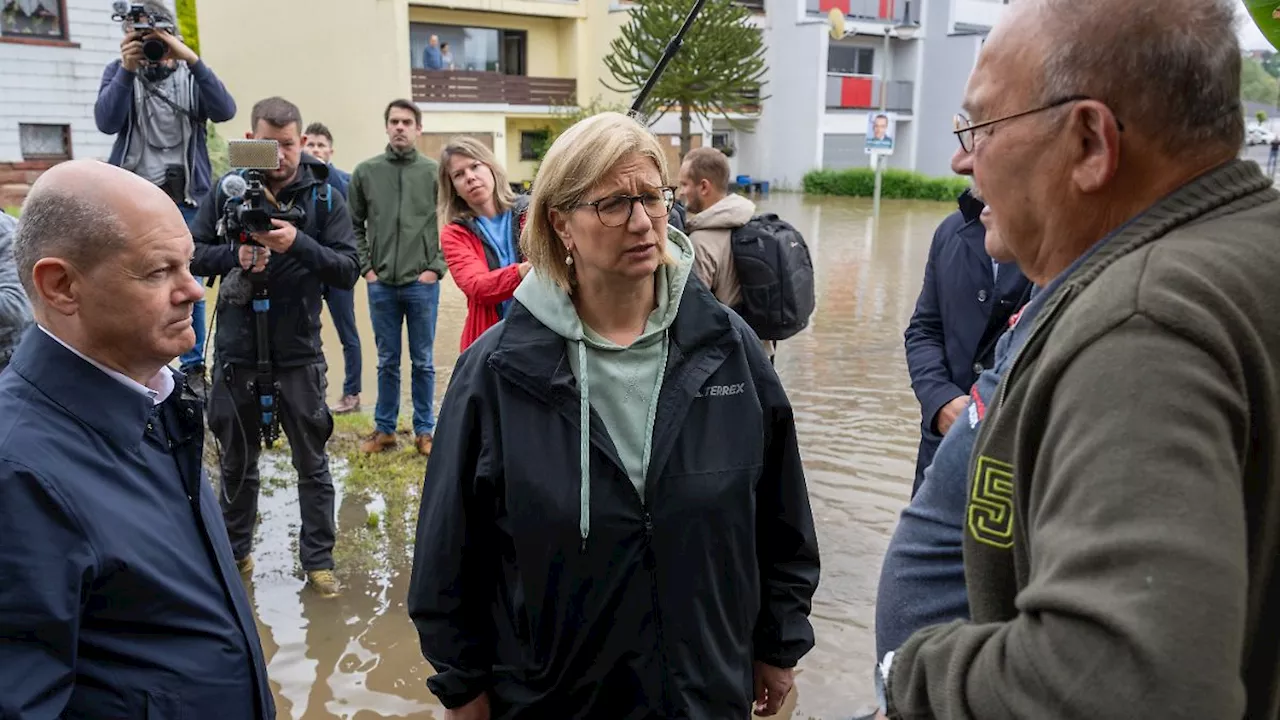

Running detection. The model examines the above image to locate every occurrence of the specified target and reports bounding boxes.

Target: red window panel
[879,0,895,19]
[819,0,851,14]
[840,76,873,108]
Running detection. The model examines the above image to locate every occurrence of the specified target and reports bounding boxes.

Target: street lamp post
[827,7,918,219]
[872,26,892,218]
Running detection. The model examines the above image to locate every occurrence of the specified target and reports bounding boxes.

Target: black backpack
[728,214,815,341]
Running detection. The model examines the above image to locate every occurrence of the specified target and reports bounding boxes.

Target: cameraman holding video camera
[95,0,236,393]
[190,97,359,598]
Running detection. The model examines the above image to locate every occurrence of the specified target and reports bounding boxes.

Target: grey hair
[13,189,128,302]
[1035,0,1243,155]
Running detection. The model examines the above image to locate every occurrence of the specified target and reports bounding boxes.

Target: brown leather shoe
[415,434,433,457]
[330,393,360,414]
[360,431,397,454]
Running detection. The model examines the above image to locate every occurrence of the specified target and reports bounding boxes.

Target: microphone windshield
[221,174,248,199]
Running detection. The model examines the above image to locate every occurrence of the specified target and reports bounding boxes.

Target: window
[828,45,875,75]
[19,123,71,160]
[410,22,527,75]
[2,0,68,40]
[711,132,731,150]
[520,130,548,161]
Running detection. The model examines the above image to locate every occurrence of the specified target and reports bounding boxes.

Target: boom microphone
[628,0,710,118]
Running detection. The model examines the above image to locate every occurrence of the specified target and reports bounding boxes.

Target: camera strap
[138,71,198,122]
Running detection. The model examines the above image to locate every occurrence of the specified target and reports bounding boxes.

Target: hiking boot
[330,393,360,414]
[360,431,397,454]
[307,569,340,598]
[415,433,433,457]
[236,555,254,577]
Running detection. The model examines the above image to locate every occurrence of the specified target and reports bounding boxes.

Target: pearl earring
[564,253,574,266]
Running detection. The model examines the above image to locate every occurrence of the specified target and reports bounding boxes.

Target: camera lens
[142,35,166,62]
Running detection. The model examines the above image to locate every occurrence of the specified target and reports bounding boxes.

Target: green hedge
[803,168,971,202]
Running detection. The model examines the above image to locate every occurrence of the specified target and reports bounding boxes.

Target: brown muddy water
[239,193,953,719]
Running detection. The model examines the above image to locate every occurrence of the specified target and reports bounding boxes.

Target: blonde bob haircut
[521,111,674,292]
[437,136,517,227]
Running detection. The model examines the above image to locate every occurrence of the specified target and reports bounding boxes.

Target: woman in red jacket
[437,137,531,351]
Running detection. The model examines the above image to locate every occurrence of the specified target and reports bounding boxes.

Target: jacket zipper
[393,162,403,283]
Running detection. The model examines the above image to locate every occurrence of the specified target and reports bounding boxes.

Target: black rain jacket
[408,276,820,719]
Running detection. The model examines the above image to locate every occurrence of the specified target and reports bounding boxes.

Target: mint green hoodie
[513,229,696,545]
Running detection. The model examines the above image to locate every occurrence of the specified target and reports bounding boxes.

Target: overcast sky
[1237,5,1274,50]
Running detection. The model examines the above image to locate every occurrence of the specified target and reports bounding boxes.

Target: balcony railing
[734,0,765,11]
[411,70,576,106]
[825,73,913,113]
[807,0,920,26]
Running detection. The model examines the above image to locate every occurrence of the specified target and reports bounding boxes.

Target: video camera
[216,139,307,449]
[111,1,176,65]
[218,139,307,239]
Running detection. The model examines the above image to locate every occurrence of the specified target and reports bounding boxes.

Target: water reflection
[244,194,952,719]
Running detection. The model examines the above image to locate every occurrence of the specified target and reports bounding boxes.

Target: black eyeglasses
[953,94,1124,153]
[576,187,676,228]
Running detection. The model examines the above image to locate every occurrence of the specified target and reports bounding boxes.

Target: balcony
[825,73,913,113]
[411,70,576,107]
[734,0,765,11]
[807,0,920,26]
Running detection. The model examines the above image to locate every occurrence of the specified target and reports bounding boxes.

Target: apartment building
[644,0,1013,189]
[0,0,122,207]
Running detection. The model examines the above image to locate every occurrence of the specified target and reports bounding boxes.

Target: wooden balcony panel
[412,70,576,106]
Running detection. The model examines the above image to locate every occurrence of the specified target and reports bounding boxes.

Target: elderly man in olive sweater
[348,99,448,458]
[876,0,1280,718]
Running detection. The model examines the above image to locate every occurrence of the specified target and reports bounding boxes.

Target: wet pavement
[242,192,957,719]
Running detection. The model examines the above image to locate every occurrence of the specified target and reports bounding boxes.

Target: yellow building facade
[196,0,633,183]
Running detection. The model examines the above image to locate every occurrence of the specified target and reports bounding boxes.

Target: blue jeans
[177,204,207,372]
[368,280,439,436]
[324,286,362,396]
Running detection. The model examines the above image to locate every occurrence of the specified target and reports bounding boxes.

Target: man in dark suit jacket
[0,160,272,718]
[903,189,1031,496]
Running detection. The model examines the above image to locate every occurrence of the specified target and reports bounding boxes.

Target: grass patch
[802,167,971,202]
[203,411,428,574]
[330,413,426,569]
[3,206,20,217]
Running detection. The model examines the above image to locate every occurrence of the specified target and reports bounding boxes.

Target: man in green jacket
[348,99,448,457]
[878,0,1280,718]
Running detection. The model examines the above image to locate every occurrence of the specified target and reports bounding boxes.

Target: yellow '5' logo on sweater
[968,456,1015,549]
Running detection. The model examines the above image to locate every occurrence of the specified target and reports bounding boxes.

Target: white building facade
[647,0,1015,190]
[1,0,125,206]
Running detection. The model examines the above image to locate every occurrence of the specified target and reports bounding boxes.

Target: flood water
[244,193,953,719]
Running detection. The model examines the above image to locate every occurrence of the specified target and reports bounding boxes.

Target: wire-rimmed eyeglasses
[576,186,676,228]
[953,94,1123,153]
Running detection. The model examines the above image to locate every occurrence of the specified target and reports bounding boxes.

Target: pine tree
[603,0,767,160]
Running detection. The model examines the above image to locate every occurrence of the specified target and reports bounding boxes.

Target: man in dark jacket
[191,97,359,599]
[0,160,272,719]
[304,121,362,415]
[94,0,237,389]
[903,189,1029,496]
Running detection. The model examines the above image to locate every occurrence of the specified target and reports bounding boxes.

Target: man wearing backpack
[678,147,773,357]
[190,96,359,598]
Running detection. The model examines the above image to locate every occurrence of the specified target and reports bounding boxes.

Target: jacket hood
[513,229,696,547]
[276,153,329,194]
[685,193,756,232]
